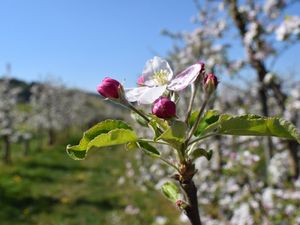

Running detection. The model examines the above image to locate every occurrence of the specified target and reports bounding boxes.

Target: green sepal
[148,115,170,139]
[161,181,180,203]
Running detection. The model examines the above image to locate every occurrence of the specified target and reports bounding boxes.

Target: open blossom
[126,56,204,104]
[97,77,122,99]
[152,97,176,119]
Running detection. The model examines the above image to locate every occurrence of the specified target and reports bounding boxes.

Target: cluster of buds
[96,58,218,120]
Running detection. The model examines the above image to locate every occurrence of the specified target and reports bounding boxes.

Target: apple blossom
[126,56,204,104]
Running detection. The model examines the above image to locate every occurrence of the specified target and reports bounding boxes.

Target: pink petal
[137,75,145,86]
[168,63,202,91]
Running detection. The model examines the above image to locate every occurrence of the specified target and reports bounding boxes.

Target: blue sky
[0,0,299,92]
[0,0,198,91]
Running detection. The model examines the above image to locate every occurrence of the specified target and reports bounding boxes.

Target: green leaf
[189,110,220,136]
[148,115,170,139]
[161,181,180,203]
[157,120,187,143]
[88,129,137,149]
[189,148,213,161]
[66,120,137,160]
[137,141,160,158]
[202,114,300,143]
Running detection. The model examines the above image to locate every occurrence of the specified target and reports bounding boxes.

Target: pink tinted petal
[138,85,167,105]
[168,63,202,91]
[137,75,144,86]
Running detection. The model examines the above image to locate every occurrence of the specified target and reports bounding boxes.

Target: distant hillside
[0,77,129,120]
[0,77,35,102]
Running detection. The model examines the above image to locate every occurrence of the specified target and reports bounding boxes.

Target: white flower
[230,203,253,225]
[154,216,168,225]
[244,22,259,46]
[124,205,140,215]
[262,188,274,209]
[126,56,203,104]
[276,16,300,41]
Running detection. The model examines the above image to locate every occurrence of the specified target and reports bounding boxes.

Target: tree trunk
[3,135,11,164]
[23,139,30,156]
[181,180,202,225]
[227,0,300,180]
[228,0,273,174]
[287,140,299,179]
[48,128,55,145]
[179,162,202,225]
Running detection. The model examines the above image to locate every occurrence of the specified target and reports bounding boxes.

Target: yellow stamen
[153,70,169,85]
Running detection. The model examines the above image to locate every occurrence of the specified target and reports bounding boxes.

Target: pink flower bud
[137,75,144,86]
[176,200,188,209]
[97,77,121,99]
[203,73,218,94]
[152,97,176,119]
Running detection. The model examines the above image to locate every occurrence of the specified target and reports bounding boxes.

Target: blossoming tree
[163,0,300,180]
[67,57,300,225]
[0,78,21,163]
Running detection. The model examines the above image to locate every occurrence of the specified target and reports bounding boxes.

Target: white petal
[142,56,173,86]
[138,85,167,104]
[125,87,150,102]
[168,63,202,91]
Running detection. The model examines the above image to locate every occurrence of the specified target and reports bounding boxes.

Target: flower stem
[139,139,170,146]
[127,103,150,123]
[159,157,180,172]
[185,84,198,124]
[127,103,165,134]
[188,133,216,146]
[186,94,210,143]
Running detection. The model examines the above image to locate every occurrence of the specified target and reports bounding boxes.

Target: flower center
[153,70,169,85]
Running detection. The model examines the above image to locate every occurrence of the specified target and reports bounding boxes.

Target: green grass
[0,135,185,225]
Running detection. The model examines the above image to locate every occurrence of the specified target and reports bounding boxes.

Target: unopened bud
[137,75,145,86]
[203,73,218,94]
[176,200,188,209]
[97,77,122,99]
[152,97,176,119]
